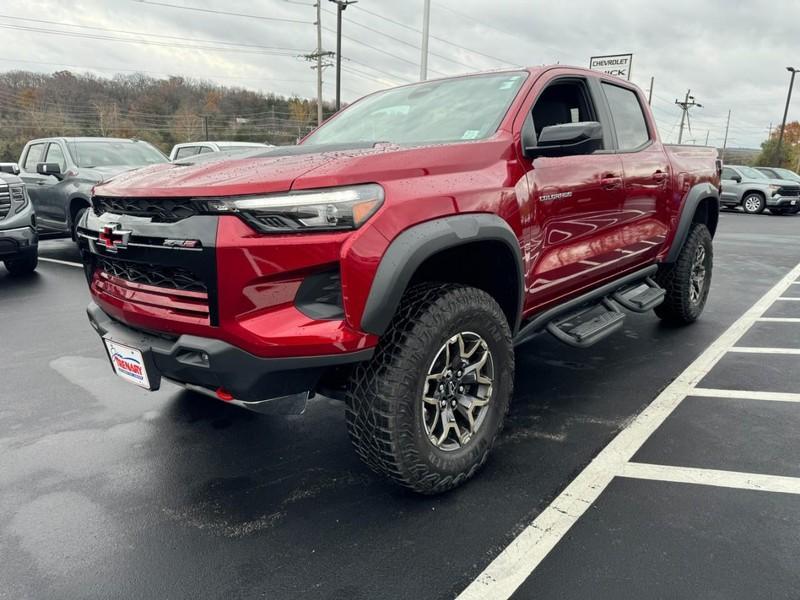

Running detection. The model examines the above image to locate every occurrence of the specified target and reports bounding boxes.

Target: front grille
[0,185,10,220]
[93,196,207,222]
[96,256,207,293]
[779,188,800,197]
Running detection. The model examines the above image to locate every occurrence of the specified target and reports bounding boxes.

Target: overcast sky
[1,0,798,148]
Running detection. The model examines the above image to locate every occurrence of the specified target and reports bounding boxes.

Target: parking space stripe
[621,462,800,495]
[457,260,800,600]
[729,346,800,355]
[691,388,800,403]
[758,317,800,323]
[39,257,83,268]
[776,297,800,301]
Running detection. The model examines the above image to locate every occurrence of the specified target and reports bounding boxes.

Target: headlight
[206,184,384,232]
[768,184,782,195]
[10,184,29,214]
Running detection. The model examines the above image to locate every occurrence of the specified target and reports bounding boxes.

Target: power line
[130,0,312,24]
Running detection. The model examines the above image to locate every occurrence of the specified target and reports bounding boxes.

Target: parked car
[756,166,800,185]
[720,164,800,215]
[77,66,720,494]
[0,164,38,275]
[169,141,272,161]
[17,137,168,239]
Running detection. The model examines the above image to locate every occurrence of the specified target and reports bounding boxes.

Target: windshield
[303,71,528,147]
[67,141,167,168]
[738,166,766,180]
[775,168,800,182]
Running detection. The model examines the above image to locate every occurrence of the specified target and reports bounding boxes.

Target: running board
[514,265,659,348]
[546,299,625,348]
[612,277,665,313]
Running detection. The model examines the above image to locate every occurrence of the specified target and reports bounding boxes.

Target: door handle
[601,175,623,190]
[653,170,668,181]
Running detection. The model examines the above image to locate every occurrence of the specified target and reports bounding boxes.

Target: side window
[721,167,737,180]
[602,83,650,151]
[198,146,213,154]
[45,143,66,171]
[531,80,595,136]
[175,146,201,160]
[23,143,45,172]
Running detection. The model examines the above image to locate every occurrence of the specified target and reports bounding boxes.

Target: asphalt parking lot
[1,210,799,599]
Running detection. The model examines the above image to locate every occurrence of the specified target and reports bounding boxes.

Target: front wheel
[4,253,38,276]
[654,223,712,324]
[345,283,514,494]
[742,193,765,214]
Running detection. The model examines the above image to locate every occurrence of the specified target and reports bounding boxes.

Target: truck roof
[26,137,146,144]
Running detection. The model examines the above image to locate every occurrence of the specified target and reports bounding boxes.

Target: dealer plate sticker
[105,340,151,389]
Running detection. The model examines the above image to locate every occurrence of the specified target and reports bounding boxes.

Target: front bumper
[88,301,373,413]
[0,225,38,259]
[767,195,800,208]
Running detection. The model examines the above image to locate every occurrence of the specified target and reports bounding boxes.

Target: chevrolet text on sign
[589,54,633,80]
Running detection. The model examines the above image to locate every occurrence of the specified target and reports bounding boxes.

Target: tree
[755,121,800,168]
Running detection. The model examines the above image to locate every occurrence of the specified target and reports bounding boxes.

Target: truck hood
[93,139,511,198]
[743,177,800,188]
[79,165,148,183]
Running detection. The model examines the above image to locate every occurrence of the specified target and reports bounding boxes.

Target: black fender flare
[359,214,525,336]
[664,182,719,263]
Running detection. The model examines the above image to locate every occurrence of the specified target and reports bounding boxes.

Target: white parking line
[621,462,800,495]
[729,346,800,355]
[691,388,800,403]
[776,297,800,301]
[39,257,82,268]
[759,317,800,323]
[457,261,800,600]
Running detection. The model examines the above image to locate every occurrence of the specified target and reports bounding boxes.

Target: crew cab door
[19,142,58,231]
[516,74,625,311]
[600,80,671,265]
[37,141,71,225]
[720,166,742,206]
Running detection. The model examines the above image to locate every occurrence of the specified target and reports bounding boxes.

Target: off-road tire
[4,253,38,275]
[345,283,514,494]
[742,192,765,214]
[654,223,712,324]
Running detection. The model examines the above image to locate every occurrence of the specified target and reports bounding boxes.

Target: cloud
[2,0,798,148]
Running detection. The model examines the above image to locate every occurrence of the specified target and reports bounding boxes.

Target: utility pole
[329,0,356,112]
[777,66,798,164]
[647,76,654,105]
[420,0,431,81]
[203,115,209,141]
[675,89,702,144]
[303,2,335,126]
[721,109,731,162]
[704,130,709,145]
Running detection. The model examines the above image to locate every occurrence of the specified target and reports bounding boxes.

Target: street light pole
[329,0,356,112]
[777,66,798,164]
[420,0,431,81]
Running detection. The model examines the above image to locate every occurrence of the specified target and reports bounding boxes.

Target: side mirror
[731,175,741,183]
[36,162,63,178]
[524,121,604,158]
[0,162,20,175]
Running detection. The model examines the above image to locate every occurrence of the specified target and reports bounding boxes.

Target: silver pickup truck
[17,137,168,240]
[720,164,800,215]
[0,163,38,275]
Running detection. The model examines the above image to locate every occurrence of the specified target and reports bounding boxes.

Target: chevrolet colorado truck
[77,67,720,494]
[18,137,167,240]
[0,163,38,275]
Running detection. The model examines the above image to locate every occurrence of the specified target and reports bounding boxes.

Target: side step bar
[514,266,660,348]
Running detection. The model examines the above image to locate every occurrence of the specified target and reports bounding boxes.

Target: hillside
[0,70,336,161]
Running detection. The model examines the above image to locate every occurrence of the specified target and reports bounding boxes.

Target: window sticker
[461,130,481,140]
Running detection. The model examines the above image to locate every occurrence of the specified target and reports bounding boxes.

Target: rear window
[601,83,650,150]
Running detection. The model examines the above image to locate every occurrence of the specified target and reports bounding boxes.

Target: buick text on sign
[589,54,633,80]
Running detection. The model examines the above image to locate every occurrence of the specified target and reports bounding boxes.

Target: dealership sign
[589,54,633,80]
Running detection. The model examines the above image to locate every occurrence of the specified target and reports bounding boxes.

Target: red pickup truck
[78,66,720,494]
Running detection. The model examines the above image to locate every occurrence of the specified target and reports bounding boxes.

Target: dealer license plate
[105,340,152,389]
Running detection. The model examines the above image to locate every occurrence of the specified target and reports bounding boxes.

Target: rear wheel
[345,283,514,494]
[71,204,89,241]
[742,193,765,214]
[4,253,38,276]
[654,223,712,324]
